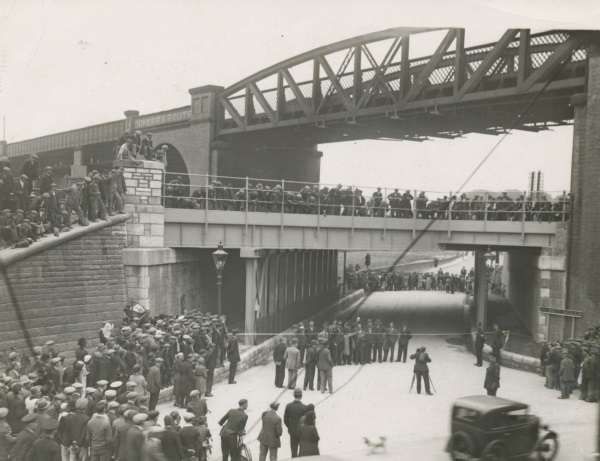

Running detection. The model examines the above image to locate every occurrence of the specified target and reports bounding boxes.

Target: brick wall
[567,50,600,337]
[0,222,128,359]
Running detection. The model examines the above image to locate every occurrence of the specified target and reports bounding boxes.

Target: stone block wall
[0,222,128,359]
[120,160,165,248]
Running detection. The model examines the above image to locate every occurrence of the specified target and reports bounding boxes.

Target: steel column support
[244,257,258,346]
[474,250,488,328]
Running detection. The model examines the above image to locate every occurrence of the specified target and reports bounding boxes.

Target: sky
[1,0,599,194]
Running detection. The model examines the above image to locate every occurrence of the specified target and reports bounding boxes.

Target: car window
[454,407,479,423]
[487,409,528,429]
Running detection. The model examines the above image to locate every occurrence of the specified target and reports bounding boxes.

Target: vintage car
[446,395,558,461]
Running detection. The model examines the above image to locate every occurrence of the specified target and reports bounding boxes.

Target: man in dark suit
[20,154,39,188]
[258,401,283,461]
[39,166,53,194]
[13,174,29,211]
[397,321,412,363]
[303,340,317,391]
[283,388,307,458]
[273,337,286,388]
[219,399,249,461]
[227,330,241,384]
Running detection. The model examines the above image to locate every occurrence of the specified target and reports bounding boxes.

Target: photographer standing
[410,347,432,395]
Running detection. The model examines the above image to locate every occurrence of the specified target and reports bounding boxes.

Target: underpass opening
[161,143,190,188]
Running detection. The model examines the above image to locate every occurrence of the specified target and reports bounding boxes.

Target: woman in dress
[298,411,320,457]
[128,364,148,397]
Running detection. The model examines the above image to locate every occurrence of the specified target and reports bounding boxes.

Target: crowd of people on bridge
[0,154,129,251]
[0,304,243,461]
[0,127,173,251]
[114,130,169,165]
[164,178,571,224]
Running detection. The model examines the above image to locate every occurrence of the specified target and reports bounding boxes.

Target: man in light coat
[284,339,301,390]
[258,402,283,461]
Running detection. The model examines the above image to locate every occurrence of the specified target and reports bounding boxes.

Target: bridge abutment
[565,37,600,337]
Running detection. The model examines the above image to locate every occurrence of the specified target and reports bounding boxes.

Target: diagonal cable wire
[339,49,576,324]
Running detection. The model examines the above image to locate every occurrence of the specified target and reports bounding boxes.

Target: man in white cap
[123,413,147,459]
[186,390,207,419]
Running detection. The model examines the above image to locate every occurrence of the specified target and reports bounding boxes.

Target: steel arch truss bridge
[216,28,591,143]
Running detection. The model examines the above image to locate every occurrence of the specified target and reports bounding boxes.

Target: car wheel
[536,435,559,461]
[481,440,507,461]
[450,431,476,461]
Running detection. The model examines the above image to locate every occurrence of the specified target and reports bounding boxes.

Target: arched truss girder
[216,28,593,137]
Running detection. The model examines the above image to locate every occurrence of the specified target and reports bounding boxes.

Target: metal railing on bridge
[161,171,570,227]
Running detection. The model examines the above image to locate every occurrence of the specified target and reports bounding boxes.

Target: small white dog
[363,436,387,454]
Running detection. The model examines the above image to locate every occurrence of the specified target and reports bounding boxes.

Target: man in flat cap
[85,401,113,461]
[227,330,241,385]
[218,399,249,461]
[11,413,40,461]
[140,133,154,160]
[19,154,39,190]
[186,390,208,419]
[0,407,16,459]
[258,402,282,461]
[39,166,53,195]
[13,174,29,211]
[303,340,318,391]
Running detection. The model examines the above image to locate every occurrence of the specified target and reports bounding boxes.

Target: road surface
[156,289,595,461]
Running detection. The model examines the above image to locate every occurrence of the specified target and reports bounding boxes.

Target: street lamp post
[212,241,229,316]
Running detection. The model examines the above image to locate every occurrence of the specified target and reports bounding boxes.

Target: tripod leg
[409,372,415,394]
[428,374,437,394]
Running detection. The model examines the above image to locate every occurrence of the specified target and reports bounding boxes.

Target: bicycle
[238,431,252,461]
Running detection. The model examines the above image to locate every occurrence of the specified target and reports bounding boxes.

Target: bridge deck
[164,209,556,250]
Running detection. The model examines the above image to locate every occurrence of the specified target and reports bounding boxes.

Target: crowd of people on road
[0,154,129,250]
[538,326,600,402]
[344,264,476,294]
[0,304,244,461]
[164,178,571,223]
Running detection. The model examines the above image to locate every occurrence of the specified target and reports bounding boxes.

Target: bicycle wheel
[239,443,252,461]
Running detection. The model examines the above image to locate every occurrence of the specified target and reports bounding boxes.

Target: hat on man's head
[270,401,280,410]
[293,388,303,397]
[105,390,117,399]
[0,408,8,418]
[36,399,50,410]
[132,413,148,424]
[110,381,123,389]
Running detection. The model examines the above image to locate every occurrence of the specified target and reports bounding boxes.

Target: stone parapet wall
[117,160,165,248]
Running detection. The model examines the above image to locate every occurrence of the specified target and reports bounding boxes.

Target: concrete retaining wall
[471,332,541,374]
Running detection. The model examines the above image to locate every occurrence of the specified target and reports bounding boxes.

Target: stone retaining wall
[471,332,541,374]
